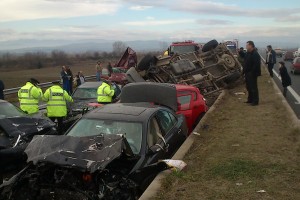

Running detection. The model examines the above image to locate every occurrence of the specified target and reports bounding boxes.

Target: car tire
[202,39,218,52]
[193,112,205,129]
[137,54,156,71]
[224,71,241,84]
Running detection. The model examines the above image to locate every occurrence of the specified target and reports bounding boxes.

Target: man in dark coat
[278,61,292,97]
[0,80,4,100]
[266,45,276,77]
[243,41,261,106]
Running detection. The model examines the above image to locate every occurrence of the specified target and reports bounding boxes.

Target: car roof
[77,82,102,88]
[83,103,163,122]
[175,84,198,91]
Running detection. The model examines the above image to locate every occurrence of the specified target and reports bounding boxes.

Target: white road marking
[261,56,300,104]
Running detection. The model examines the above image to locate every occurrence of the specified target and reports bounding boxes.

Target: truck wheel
[224,71,241,84]
[137,54,156,71]
[221,54,236,68]
[202,39,218,52]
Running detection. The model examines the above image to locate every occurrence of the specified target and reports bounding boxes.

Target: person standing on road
[18,78,42,114]
[97,80,115,104]
[244,41,261,106]
[43,80,73,134]
[96,61,102,81]
[278,61,292,97]
[0,80,4,100]
[61,66,71,94]
[266,45,276,77]
[66,66,74,94]
[238,47,246,67]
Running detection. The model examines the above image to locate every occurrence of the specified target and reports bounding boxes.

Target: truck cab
[167,41,200,56]
[176,85,208,133]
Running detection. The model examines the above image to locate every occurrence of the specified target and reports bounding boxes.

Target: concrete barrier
[139,90,226,200]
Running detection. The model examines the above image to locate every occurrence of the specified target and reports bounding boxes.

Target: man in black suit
[243,41,261,106]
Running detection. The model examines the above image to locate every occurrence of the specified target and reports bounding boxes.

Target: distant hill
[0,38,298,54]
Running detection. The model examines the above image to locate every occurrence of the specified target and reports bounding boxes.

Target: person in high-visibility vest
[18,78,42,114]
[43,80,73,134]
[97,80,115,104]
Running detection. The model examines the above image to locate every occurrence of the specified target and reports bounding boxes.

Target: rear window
[178,95,192,111]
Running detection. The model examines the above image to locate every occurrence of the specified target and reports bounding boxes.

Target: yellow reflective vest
[43,85,73,117]
[97,82,115,103]
[18,82,41,114]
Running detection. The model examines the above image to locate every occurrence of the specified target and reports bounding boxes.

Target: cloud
[122,19,194,26]
[196,19,232,25]
[0,0,120,22]
[276,14,300,22]
[129,5,152,11]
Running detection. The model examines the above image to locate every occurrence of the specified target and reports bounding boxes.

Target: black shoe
[244,101,252,104]
[251,103,258,106]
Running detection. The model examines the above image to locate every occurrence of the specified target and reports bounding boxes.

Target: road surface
[260,50,300,119]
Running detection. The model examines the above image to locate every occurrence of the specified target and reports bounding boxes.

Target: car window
[0,102,26,119]
[168,112,177,125]
[178,95,192,111]
[67,119,143,154]
[147,117,163,147]
[156,110,176,135]
[72,88,97,99]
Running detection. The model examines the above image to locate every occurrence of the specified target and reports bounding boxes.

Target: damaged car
[66,81,122,124]
[126,39,242,97]
[0,100,56,170]
[0,99,187,199]
[120,82,208,133]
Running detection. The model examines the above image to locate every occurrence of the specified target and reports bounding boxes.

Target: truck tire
[224,71,241,84]
[137,54,156,71]
[202,39,218,52]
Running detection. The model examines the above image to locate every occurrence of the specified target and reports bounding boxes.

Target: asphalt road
[260,50,300,119]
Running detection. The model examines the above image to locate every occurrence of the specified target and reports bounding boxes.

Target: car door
[156,110,186,157]
[177,91,195,132]
[145,116,167,165]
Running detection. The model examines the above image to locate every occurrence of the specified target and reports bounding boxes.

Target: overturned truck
[126,40,242,96]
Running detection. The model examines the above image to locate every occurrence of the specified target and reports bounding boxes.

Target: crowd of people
[237,41,292,106]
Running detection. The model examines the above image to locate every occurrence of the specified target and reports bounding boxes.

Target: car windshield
[73,88,97,99]
[171,45,196,54]
[0,102,26,119]
[67,119,143,154]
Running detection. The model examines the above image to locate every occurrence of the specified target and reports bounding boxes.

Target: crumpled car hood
[25,134,134,173]
[0,116,55,138]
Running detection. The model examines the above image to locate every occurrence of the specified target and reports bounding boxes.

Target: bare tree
[112,41,127,56]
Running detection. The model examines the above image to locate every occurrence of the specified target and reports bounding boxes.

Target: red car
[292,57,300,74]
[120,82,208,134]
[101,67,127,85]
[176,84,208,133]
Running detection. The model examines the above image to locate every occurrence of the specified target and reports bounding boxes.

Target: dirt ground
[156,67,300,199]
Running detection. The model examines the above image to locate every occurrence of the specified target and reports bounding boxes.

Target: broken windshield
[72,88,97,99]
[67,119,143,154]
[0,102,26,119]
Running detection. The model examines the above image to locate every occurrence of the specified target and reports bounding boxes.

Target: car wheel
[202,39,218,52]
[137,54,156,71]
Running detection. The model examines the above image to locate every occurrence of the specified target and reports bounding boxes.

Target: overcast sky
[1,0,300,47]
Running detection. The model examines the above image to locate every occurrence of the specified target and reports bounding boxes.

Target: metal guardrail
[3,75,96,96]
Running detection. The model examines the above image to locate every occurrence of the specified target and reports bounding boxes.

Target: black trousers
[267,63,274,77]
[49,117,64,134]
[245,72,259,104]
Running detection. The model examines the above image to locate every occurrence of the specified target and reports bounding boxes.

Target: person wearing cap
[266,45,276,77]
[244,41,261,106]
[18,78,42,114]
[278,61,292,97]
[97,80,115,104]
[43,80,73,134]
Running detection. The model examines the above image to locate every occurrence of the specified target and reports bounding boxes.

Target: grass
[155,66,300,200]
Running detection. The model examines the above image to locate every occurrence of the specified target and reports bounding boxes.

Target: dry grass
[0,60,101,89]
[156,67,300,200]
